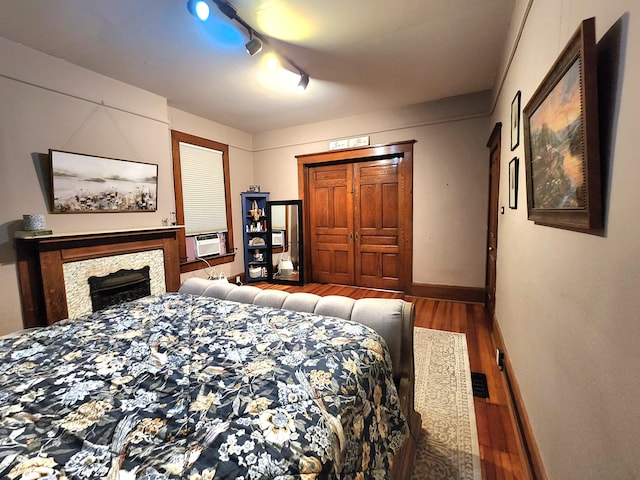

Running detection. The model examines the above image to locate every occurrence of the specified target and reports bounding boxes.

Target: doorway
[297,141,414,292]
[485,123,501,323]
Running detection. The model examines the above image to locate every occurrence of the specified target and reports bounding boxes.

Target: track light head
[298,73,310,90]
[245,36,263,56]
[187,0,210,21]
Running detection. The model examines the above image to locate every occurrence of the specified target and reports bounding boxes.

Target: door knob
[488,246,494,251]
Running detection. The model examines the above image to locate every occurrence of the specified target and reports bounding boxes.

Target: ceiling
[0,0,515,134]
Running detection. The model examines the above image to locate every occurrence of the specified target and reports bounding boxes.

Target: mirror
[266,200,303,285]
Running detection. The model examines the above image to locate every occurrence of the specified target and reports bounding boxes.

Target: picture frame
[50,150,158,213]
[511,91,521,151]
[522,17,602,232]
[509,157,519,209]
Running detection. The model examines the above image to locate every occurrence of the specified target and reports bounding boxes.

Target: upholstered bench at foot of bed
[178,277,422,478]
[179,279,407,379]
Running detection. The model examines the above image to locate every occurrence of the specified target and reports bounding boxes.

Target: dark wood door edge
[485,122,502,318]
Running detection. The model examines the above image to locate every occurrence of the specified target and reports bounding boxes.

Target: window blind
[271,205,286,229]
[179,142,227,235]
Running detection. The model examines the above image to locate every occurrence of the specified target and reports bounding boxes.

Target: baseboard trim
[409,282,485,304]
[492,318,547,480]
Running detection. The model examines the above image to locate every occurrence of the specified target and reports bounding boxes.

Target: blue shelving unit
[241,191,269,282]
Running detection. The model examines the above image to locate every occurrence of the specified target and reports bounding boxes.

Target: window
[179,143,226,235]
[171,130,234,271]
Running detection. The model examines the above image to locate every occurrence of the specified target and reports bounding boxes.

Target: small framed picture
[511,91,521,151]
[248,184,261,192]
[509,157,519,209]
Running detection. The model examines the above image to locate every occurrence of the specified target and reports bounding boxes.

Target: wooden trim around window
[179,253,236,273]
[170,130,234,272]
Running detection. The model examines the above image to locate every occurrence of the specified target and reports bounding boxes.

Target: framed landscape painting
[50,150,158,213]
[522,17,602,232]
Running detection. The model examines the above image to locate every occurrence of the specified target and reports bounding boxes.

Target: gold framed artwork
[522,17,602,232]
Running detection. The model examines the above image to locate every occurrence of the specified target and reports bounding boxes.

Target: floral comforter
[0,293,407,479]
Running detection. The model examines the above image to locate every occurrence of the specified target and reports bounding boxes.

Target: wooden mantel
[16,226,182,329]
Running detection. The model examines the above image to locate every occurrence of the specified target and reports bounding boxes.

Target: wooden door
[485,123,502,321]
[354,159,400,289]
[308,159,401,290]
[298,141,414,292]
[308,163,355,284]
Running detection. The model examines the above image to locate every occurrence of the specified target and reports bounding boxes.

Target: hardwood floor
[254,282,529,479]
[410,297,528,480]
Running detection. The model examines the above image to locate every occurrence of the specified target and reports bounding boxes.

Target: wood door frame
[297,140,415,293]
[485,123,501,324]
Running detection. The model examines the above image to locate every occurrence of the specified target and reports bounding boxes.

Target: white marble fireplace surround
[63,249,166,319]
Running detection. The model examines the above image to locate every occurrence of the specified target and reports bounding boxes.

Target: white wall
[253,93,491,288]
[492,0,640,478]
[0,38,172,335]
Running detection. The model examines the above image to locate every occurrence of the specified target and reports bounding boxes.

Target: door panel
[334,251,351,274]
[382,252,398,278]
[354,160,400,290]
[359,183,377,227]
[382,183,399,228]
[308,164,354,284]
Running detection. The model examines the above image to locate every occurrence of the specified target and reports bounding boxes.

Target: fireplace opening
[88,266,151,312]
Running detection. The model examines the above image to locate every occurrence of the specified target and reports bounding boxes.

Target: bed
[0,278,420,478]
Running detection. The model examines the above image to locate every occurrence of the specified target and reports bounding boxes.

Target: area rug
[411,328,482,480]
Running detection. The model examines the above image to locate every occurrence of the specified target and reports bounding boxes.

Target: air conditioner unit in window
[195,233,220,257]
[272,229,285,247]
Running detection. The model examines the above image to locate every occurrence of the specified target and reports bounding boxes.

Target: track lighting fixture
[187,0,310,90]
[298,73,309,90]
[187,0,210,21]
[245,32,262,56]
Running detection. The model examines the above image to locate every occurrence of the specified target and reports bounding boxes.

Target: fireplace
[63,249,165,319]
[16,227,182,327]
[89,266,151,312]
